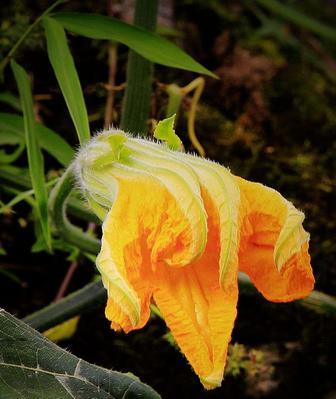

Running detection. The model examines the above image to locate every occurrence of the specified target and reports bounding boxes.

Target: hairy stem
[48,165,100,254]
[24,280,106,331]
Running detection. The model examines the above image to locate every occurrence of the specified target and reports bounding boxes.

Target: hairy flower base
[75,129,314,389]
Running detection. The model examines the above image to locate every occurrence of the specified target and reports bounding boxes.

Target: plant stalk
[48,165,100,254]
[120,0,159,135]
[24,280,106,331]
[0,168,99,223]
[24,274,336,332]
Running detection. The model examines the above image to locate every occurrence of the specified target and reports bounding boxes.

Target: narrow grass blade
[0,112,74,166]
[43,16,90,144]
[52,12,217,78]
[10,60,51,250]
[255,0,336,41]
[0,91,22,111]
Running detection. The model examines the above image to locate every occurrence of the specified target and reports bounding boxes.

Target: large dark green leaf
[52,12,216,78]
[0,112,74,166]
[43,16,90,145]
[0,309,161,399]
[10,60,51,250]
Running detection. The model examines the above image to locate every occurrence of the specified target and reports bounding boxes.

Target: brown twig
[104,43,118,129]
[54,260,79,302]
[53,224,96,302]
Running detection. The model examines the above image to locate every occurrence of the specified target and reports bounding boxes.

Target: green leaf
[0,269,23,285]
[52,12,217,78]
[0,179,57,214]
[10,60,51,250]
[0,166,99,224]
[255,0,336,41]
[153,114,183,151]
[0,143,25,164]
[0,309,161,399]
[0,112,74,165]
[0,91,22,111]
[43,16,90,145]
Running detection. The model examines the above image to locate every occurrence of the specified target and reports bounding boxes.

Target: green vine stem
[166,84,184,118]
[0,168,99,223]
[24,273,336,333]
[48,165,100,254]
[23,280,106,331]
[238,273,336,316]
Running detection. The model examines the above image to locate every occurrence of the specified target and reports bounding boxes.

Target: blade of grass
[43,16,90,145]
[52,12,217,78]
[0,112,74,166]
[0,142,25,164]
[0,166,99,224]
[10,60,51,250]
[0,91,22,111]
[254,0,336,42]
[0,179,58,214]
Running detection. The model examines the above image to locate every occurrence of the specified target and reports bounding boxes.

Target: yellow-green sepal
[154,114,183,151]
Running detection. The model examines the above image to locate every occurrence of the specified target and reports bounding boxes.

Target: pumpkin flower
[74,121,314,390]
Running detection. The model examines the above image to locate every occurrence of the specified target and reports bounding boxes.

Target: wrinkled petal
[99,175,238,389]
[97,171,198,332]
[153,188,237,389]
[127,138,241,290]
[236,177,314,302]
[125,142,208,266]
[184,156,241,290]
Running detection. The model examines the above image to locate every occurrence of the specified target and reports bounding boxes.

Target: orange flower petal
[236,177,314,302]
[153,187,238,389]
[97,172,196,332]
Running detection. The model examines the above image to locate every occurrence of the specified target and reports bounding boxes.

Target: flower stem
[166,84,184,118]
[181,77,205,157]
[24,275,336,333]
[23,280,106,331]
[48,165,100,254]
